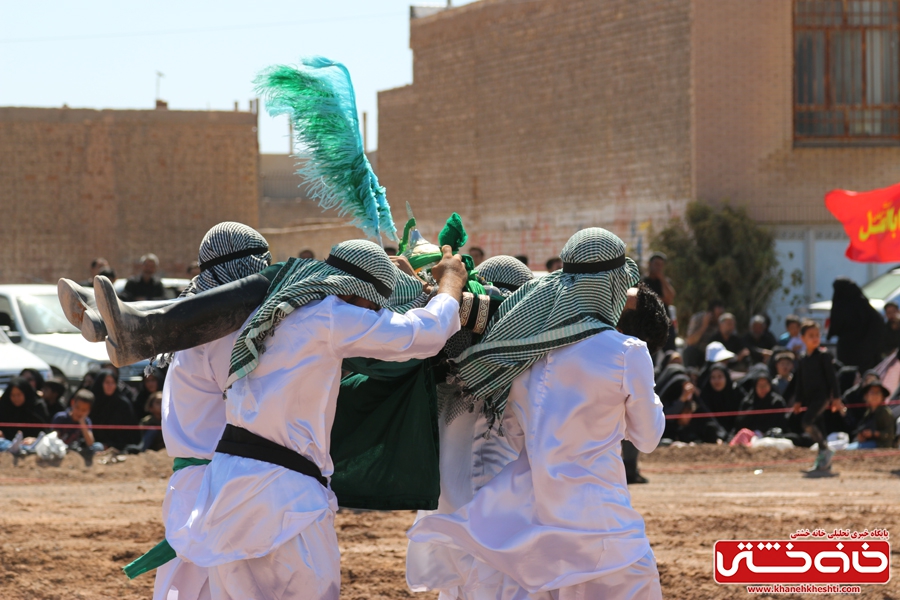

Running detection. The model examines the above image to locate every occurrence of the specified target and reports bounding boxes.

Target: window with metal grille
[794,0,900,142]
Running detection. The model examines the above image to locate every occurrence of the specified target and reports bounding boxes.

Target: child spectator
[125,391,165,453]
[778,315,805,356]
[51,389,104,466]
[133,367,164,421]
[734,372,787,436]
[771,350,795,396]
[41,376,69,416]
[784,320,842,474]
[846,379,896,449]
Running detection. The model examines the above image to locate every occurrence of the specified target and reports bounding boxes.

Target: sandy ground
[1,446,898,600]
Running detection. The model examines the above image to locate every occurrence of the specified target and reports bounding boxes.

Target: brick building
[0,106,259,284]
[378,0,900,329]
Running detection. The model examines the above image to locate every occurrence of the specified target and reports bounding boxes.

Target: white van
[0,285,148,384]
[0,327,52,391]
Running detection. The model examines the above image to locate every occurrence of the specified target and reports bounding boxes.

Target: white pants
[436,550,661,600]
[154,557,210,600]
[206,513,341,600]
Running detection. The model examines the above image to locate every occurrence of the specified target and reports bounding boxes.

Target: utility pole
[288,118,294,154]
[155,71,164,101]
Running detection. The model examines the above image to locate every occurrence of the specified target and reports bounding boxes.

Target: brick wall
[0,107,259,283]
[378,0,694,267]
[692,0,900,224]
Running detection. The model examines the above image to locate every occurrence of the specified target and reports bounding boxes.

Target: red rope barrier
[662,400,900,420]
[0,422,161,431]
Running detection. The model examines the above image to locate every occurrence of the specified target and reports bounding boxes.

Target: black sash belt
[216,424,327,487]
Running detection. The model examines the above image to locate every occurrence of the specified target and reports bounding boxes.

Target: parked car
[0,285,148,384]
[0,327,52,391]
[805,267,900,343]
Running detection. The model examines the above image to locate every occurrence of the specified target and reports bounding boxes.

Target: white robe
[407,331,665,600]
[153,330,239,600]
[168,294,460,599]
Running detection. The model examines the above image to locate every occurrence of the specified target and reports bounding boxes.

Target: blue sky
[0,1,476,153]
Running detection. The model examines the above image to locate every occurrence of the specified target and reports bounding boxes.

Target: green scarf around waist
[122,458,211,579]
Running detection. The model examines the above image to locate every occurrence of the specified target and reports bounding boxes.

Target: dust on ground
[1,446,898,599]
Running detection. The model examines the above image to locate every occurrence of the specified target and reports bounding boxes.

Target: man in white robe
[407,228,666,600]
[166,240,468,600]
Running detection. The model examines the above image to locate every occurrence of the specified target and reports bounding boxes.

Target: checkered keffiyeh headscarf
[454,228,640,428]
[478,255,534,296]
[227,239,426,386]
[186,222,272,296]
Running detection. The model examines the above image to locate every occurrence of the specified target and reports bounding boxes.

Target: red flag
[825,181,900,262]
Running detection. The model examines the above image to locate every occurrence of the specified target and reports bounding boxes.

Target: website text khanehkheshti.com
[746,584,862,594]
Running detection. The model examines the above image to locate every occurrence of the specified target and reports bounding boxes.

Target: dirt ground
[1,445,898,600]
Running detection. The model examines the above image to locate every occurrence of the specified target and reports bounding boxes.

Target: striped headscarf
[227,239,426,386]
[152,222,271,370]
[454,228,640,429]
[478,255,534,296]
[186,222,272,296]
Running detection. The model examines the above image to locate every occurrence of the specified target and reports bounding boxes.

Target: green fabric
[330,357,440,510]
[438,212,468,252]
[122,457,213,579]
[399,217,416,255]
[123,539,176,580]
[173,457,212,470]
[260,261,285,283]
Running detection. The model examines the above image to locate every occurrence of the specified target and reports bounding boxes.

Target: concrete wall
[378,0,695,267]
[0,107,259,283]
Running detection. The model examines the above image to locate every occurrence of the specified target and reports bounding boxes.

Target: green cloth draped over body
[331,356,440,510]
[123,458,212,579]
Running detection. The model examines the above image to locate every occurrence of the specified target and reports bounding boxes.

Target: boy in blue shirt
[51,389,104,466]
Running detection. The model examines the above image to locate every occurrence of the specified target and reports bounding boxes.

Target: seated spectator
[123,253,164,301]
[51,389,104,466]
[846,379,896,449]
[77,368,100,393]
[41,376,69,416]
[778,315,805,356]
[133,367,164,421]
[743,315,777,364]
[545,257,562,272]
[661,376,725,443]
[684,299,725,367]
[513,254,528,266]
[186,261,202,279]
[126,391,165,453]
[655,350,683,378]
[883,301,900,358]
[841,369,879,428]
[734,371,787,436]
[711,313,749,367]
[98,362,138,405]
[468,246,485,266]
[18,368,46,395]
[771,350,795,397]
[90,369,138,451]
[297,249,315,259]
[700,363,741,433]
[0,377,49,439]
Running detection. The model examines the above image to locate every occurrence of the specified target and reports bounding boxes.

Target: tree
[650,202,782,334]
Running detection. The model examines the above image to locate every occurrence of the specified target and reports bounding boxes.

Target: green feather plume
[254,57,397,242]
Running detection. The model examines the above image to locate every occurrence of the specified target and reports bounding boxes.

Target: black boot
[58,279,174,342]
[93,274,270,367]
